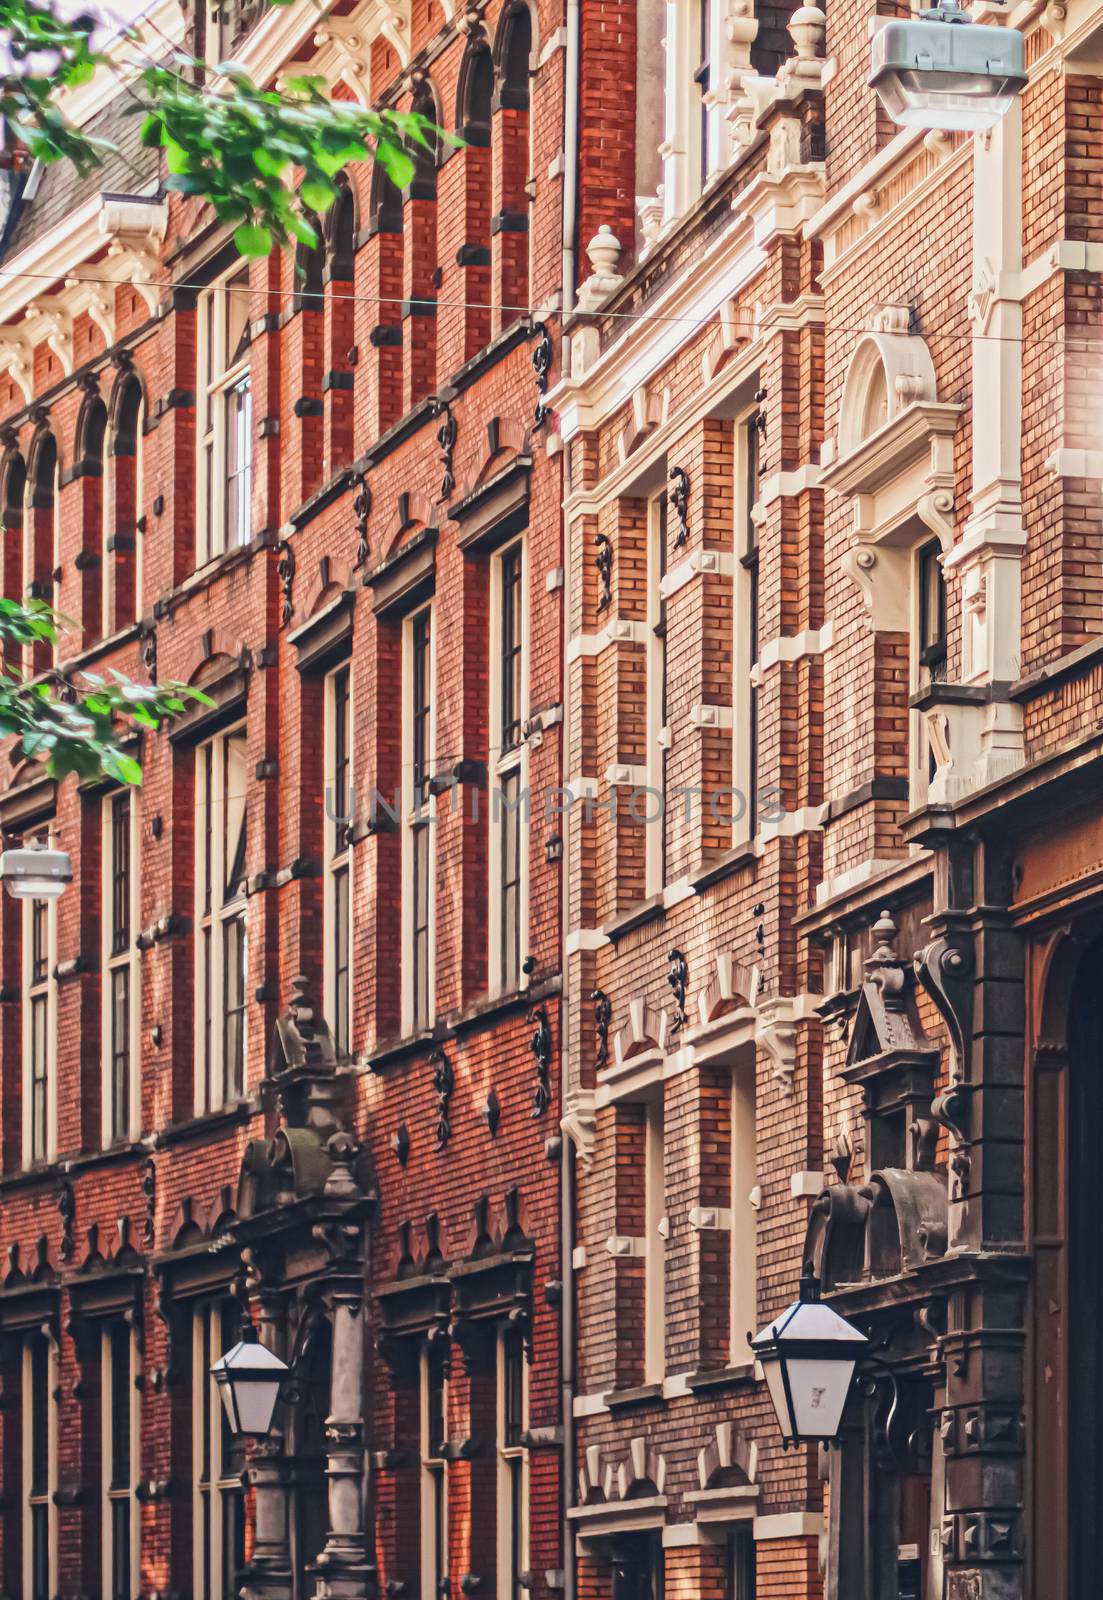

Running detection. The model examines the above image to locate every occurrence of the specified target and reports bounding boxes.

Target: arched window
[1,446,26,535]
[74,391,107,479]
[369,161,403,236]
[494,2,532,111]
[408,79,442,201]
[458,39,494,147]
[24,426,58,669]
[326,174,357,283]
[106,371,146,630]
[293,214,325,312]
[0,447,27,645]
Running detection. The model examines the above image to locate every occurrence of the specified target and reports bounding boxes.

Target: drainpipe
[559,10,581,1597]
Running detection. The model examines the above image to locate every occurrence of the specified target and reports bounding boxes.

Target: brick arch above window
[107,368,146,458]
[457,34,494,146]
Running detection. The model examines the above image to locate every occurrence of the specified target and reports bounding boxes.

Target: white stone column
[943,99,1027,787]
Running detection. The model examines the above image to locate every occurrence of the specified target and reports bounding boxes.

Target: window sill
[151,1095,261,1149]
[367,1024,451,1072]
[448,974,561,1036]
[603,893,665,943]
[684,1361,757,1394]
[690,844,758,894]
[604,1382,666,1414]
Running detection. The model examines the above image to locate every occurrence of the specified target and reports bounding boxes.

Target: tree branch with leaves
[0,599,208,786]
[0,0,451,255]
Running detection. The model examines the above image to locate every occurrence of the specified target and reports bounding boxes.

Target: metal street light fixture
[210,1323,292,1439]
[750,1266,869,1448]
[0,840,72,901]
[870,1,1026,132]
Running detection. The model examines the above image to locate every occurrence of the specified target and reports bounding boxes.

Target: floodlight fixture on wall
[870,2,1026,132]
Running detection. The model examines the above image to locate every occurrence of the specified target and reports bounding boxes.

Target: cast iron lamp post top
[870,0,1027,132]
[751,1264,870,1448]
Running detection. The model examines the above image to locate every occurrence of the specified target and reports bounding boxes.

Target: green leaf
[234,222,272,257]
[300,177,337,213]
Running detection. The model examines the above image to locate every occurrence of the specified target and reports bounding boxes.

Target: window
[23,1332,56,1600]
[210,0,262,58]
[695,0,714,186]
[491,545,527,992]
[404,609,434,1033]
[914,539,948,795]
[103,1322,139,1600]
[646,491,669,895]
[730,1058,757,1364]
[22,835,57,1167]
[23,428,58,668]
[727,1527,756,1600]
[198,264,252,564]
[104,373,145,633]
[325,664,353,1058]
[421,1341,448,1600]
[613,1531,664,1600]
[498,1327,528,1599]
[193,1300,246,1600]
[644,1098,666,1383]
[103,791,139,1144]
[734,412,760,843]
[195,727,248,1111]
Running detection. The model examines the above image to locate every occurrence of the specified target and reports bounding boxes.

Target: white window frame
[420,1341,449,1600]
[733,408,760,847]
[911,537,949,806]
[193,1301,245,1600]
[102,397,147,630]
[102,789,140,1146]
[22,1331,58,1600]
[402,606,436,1035]
[644,1097,666,1384]
[489,541,529,995]
[22,833,58,1168]
[197,264,253,566]
[730,1055,758,1365]
[324,662,353,1058]
[660,0,729,228]
[102,1321,140,1600]
[497,1326,529,1600]
[645,491,669,898]
[194,726,249,1114]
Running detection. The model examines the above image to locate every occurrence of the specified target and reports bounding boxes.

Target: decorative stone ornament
[575,226,624,314]
[869,2,1027,133]
[751,1268,869,1447]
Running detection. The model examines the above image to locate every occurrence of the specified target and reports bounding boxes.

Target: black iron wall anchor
[353,471,372,568]
[667,948,689,1032]
[591,988,612,1073]
[669,466,690,549]
[528,1004,553,1117]
[276,538,296,627]
[432,398,458,501]
[57,1180,75,1264]
[594,532,613,610]
[754,386,768,441]
[141,623,158,685]
[431,1047,455,1151]
[532,322,553,428]
[141,1157,156,1249]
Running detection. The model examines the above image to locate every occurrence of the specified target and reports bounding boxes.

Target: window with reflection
[195,726,248,1109]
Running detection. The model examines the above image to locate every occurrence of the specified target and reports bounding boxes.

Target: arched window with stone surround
[367,161,404,433]
[454,33,495,355]
[322,173,358,473]
[403,77,443,409]
[822,309,963,809]
[105,369,145,633]
[24,424,58,673]
[491,2,533,334]
[0,445,27,662]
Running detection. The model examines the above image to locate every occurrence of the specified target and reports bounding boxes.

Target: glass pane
[332,666,351,837]
[223,915,246,1101]
[334,865,350,1058]
[224,731,248,898]
[225,375,253,549]
[31,995,48,1163]
[504,1331,524,1447]
[111,966,130,1140]
[30,1338,48,1492]
[501,547,523,750]
[413,825,430,1029]
[412,611,431,806]
[111,1498,131,1600]
[111,792,130,953]
[110,1323,131,1487]
[31,1502,49,1600]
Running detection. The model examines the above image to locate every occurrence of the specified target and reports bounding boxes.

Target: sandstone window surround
[193,1298,247,1600]
[23,422,59,672]
[324,662,354,1060]
[102,787,140,1148]
[22,824,58,1170]
[821,307,962,807]
[196,262,253,567]
[497,1323,529,1600]
[489,539,529,996]
[101,1319,140,1600]
[402,604,436,1035]
[193,724,249,1115]
[420,1338,449,1600]
[22,1328,58,1600]
[646,487,670,897]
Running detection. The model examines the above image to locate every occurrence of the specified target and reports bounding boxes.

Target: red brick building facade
[0,2,570,1598]
[4,2,1103,1600]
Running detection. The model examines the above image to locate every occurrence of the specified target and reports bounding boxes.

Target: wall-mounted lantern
[751,1266,869,1447]
[210,1324,292,1440]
